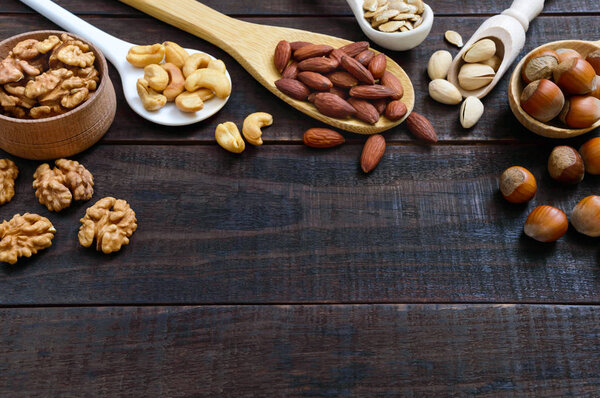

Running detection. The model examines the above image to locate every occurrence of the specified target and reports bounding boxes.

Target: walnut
[36,35,61,54]
[61,87,88,108]
[0,57,24,84]
[32,159,93,211]
[29,105,64,119]
[0,213,55,264]
[78,197,137,254]
[12,39,40,60]
[15,59,40,77]
[24,68,72,99]
[3,106,26,118]
[0,87,19,107]
[0,159,18,205]
[56,43,95,68]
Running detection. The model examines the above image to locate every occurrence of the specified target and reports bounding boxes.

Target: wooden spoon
[119,0,415,135]
[509,40,600,139]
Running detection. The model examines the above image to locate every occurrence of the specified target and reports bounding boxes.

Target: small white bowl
[348,1,434,51]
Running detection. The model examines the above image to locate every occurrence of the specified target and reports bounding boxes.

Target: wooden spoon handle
[501,0,544,31]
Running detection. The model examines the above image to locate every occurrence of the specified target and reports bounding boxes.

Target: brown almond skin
[298,71,333,91]
[339,41,370,57]
[329,49,346,64]
[356,50,375,67]
[275,78,311,101]
[380,71,404,100]
[297,57,339,73]
[372,99,388,115]
[327,71,358,89]
[361,134,386,173]
[368,53,386,79]
[294,44,334,61]
[341,55,375,84]
[348,98,380,124]
[406,112,437,143]
[349,85,395,100]
[282,61,299,79]
[274,40,291,74]
[307,92,317,103]
[303,128,345,148]
[385,100,407,121]
[329,86,349,99]
[313,92,357,119]
[290,41,312,51]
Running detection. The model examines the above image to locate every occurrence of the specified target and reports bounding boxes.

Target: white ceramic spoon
[345,0,434,51]
[19,0,231,126]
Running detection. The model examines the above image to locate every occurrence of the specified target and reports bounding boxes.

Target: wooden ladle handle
[501,0,544,32]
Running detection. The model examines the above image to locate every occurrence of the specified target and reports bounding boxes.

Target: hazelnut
[555,48,582,63]
[590,75,600,100]
[586,49,600,75]
[524,205,568,243]
[559,96,600,129]
[521,49,559,84]
[553,58,596,95]
[547,146,584,184]
[520,79,565,123]
[571,196,600,237]
[579,137,600,174]
[499,166,537,204]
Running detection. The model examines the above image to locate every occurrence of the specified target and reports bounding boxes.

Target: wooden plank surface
[1,144,599,305]
[1,304,599,396]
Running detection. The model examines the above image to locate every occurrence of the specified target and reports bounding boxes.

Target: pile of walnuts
[0,33,100,119]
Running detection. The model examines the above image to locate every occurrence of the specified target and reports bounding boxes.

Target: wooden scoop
[447,0,544,99]
[119,0,415,134]
[508,40,600,139]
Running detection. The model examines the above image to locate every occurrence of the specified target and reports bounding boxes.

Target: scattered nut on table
[242,112,273,146]
[0,213,56,264]
[78,197,137,254]
[362,0,426,33]
[33,158,94,212]
[215,122,245,153]
[0,159,18,205]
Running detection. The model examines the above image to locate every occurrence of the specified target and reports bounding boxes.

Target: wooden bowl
[0,30,116,160]
[509,40,600,139]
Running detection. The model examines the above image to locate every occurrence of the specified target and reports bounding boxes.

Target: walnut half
[0,213,56,264]
[0,159,18,205]
[33,158,94,212]
[78,197,137,254]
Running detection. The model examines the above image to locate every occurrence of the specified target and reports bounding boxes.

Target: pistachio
[427,50,452,80]
[459,96,484,128]
[445,30,463,48]
[428,79,462,105]
[481,55,502,71]
[458,63,495,91]
[462,39,496,63]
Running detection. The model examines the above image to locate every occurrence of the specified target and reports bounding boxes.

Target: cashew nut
[195,88,215,102]
[163,41,189,68]
[136,78,167,111]
[182,53,211,78]
[207,59,226,74]
[161,63,185,101]
[126,44,165,68]
[185,68,231,99]
[215,122,245,153]
[242,112,273,146]
[175,91,204,113]
[143,64,169,92]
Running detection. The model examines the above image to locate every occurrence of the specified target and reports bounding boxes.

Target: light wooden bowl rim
[0,30,109,124]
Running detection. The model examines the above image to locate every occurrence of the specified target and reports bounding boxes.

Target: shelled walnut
[33,158,94,211]
[0,33,99,119]
[0,159,18,205]
[78,197,137,254]
[0,213,56,264]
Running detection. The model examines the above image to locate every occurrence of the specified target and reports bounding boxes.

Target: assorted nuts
[127,42,230,113]
[0,33,99,119]
[362,0,427,33]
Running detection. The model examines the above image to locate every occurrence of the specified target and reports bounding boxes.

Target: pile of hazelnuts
[499,137,600,243]
[520,47,600,128]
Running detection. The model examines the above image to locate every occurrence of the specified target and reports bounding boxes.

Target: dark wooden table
[2,0,600,396]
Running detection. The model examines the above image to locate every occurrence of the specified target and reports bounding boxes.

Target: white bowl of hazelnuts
[0,30,116,160]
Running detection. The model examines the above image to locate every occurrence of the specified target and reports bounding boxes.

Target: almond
[385,100,407,121]
[290,41,313,51]
[329,86,349,99]
[307,92,317,103]
[327,71,358,88]
[303,128,345,148]
[349,84,395,99]
[348,98,380,124]
[361,134,386,173]
[339,41,370,57]
[406,112,437,143]
[380,70,404,100]
[274,40,291,74]
[298,71,333,91]
[372,98,388,115]
[313,92,357,119]
[282,61,299,79]
[355,50,375,66]
[329,49,346,64]
[275,78,311,101]
[294,44,334,61]
[297,57,339,73]
[368,53,386,79]
[341,55,375,84]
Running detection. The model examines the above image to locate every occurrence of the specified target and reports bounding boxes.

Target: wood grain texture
[1,304,600,396]
[1,144,600,305]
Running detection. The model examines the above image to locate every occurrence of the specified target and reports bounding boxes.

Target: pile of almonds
[520,47,600,128]
[273,40,407,125]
